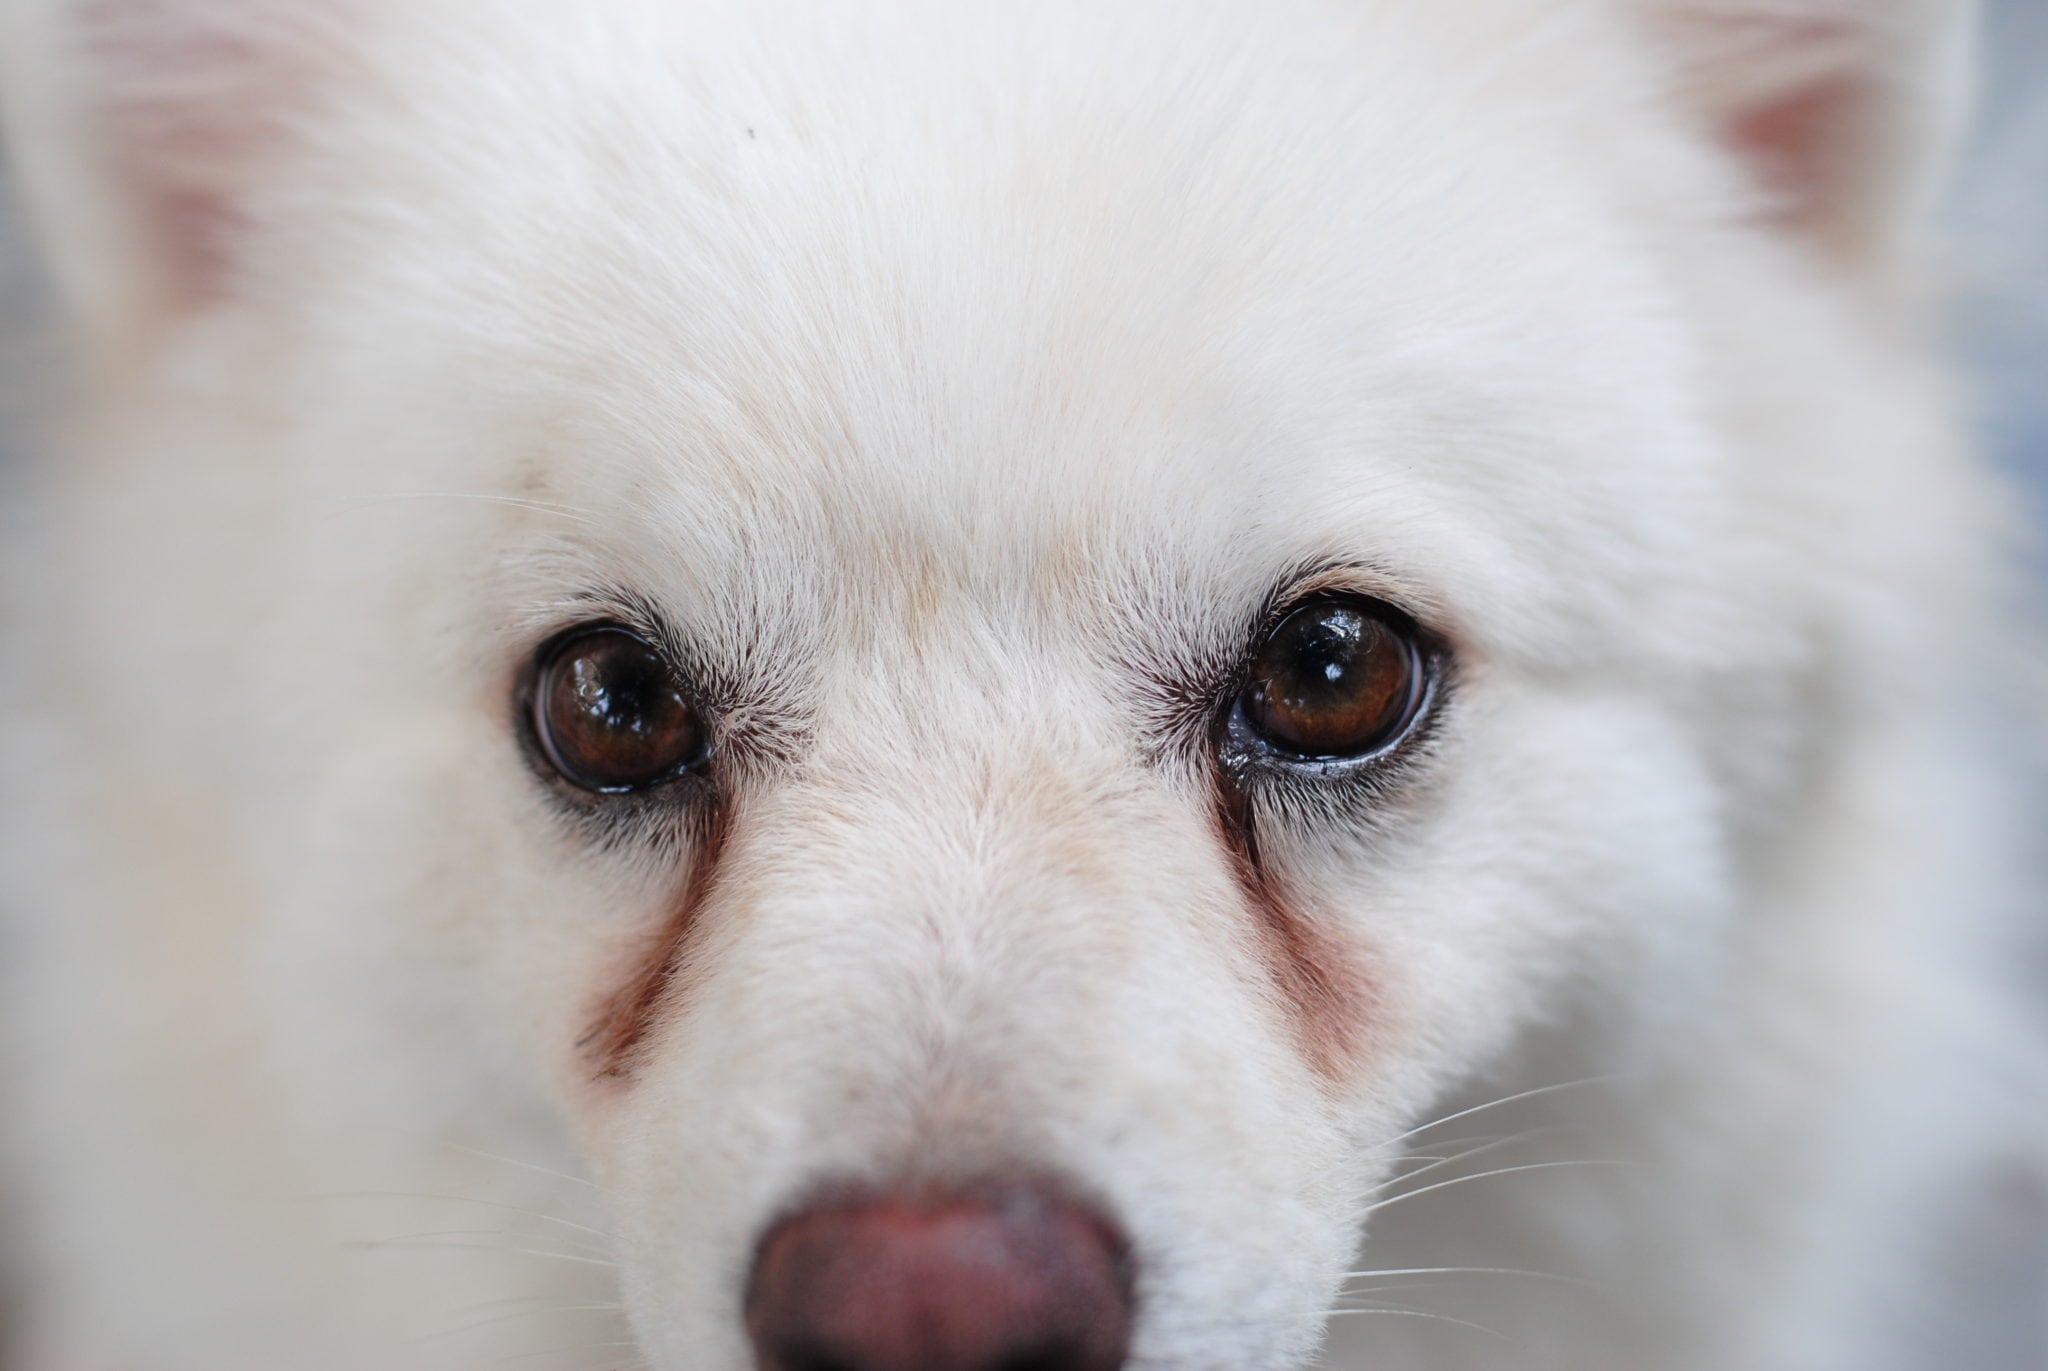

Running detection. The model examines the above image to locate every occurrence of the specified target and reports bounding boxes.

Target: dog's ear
[1634,0,1973,286]
[0,0,353,355]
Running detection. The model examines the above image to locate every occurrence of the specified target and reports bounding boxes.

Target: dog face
[2,2,1982,1368]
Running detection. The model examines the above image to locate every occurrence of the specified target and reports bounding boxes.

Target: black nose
[744,1178,1134,1371]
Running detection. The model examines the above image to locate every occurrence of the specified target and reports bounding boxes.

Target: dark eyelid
[1250,561,1434,639]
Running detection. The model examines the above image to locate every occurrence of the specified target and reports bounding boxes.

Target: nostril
[780,1349,858,1371]
[996,1352,1072,1371]
[744,1177,1133,1371]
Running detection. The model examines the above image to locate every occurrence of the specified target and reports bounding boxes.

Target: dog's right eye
[528,627,707,792]
[1234,596,1429,762]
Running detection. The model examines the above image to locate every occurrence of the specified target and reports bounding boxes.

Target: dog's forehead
[340,0,1727,668]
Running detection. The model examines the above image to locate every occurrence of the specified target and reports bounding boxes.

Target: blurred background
[1955,1,2048,576]
[0,2,2043,1367]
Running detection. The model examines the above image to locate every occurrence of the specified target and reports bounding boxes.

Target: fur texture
[1,2,2041,1369]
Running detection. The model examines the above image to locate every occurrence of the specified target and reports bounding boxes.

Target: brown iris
[1240,598,1424,758]
[531,627,706,791]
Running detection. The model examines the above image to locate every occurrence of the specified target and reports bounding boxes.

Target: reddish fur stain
[579,781,1368,1085]
[1211,784,1373,1084]
[579,809,731,1081]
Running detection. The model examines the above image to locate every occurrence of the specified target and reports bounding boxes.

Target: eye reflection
[1238,598,1424,759]
[530,627,706,792]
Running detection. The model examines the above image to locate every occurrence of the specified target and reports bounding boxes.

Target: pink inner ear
[123,178,246,312]
[78,4,297,312]
[1726,68,1867,242]
[142,185,243,311]
[1655,3,1944,266]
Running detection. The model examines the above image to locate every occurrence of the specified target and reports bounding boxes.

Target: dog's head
[2,2,1984,1368]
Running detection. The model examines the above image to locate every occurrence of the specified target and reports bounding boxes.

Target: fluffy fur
[1,2,2041,1368]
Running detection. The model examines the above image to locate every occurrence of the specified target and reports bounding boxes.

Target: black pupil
[538,630,701,789]
[1291,609,1368,689]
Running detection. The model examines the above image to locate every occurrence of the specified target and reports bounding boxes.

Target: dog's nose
[744,1179,1133,1371]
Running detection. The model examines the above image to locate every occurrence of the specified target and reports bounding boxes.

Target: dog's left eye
[1235,597,1428,761]
[528,627,707,792]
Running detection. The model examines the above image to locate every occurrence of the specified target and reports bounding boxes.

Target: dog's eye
[1238,598,1425,759]
[530,627,706,792]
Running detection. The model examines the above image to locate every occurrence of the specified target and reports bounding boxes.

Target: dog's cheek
[259,708,652,1156]
[1287,685,1737,1101]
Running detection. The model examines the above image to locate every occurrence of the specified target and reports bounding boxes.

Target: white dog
[1,2,2041,1369]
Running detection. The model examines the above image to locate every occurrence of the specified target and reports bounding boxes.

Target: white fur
[1,2,2040,1369]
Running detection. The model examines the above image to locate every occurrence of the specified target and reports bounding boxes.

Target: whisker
[1366,1128,1561,1199]
[1363,1159,1625,1219]
[1335,1280,1454,1301]
[314,1190,613,1241]
[339,1224,611,1259]
[419,1302,628,1344]
[1384,1075,1618,1148]
[337,492,599,525]
[1324,1303,1510,1342]
[445,1141,609,1194]
[1341,1264,1588,1286]
[343,1237,619,1270]
[442,1291,621,1314]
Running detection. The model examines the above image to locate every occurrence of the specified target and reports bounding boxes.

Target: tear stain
[578,806,731,1081]
[1211,781,1372,1084]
